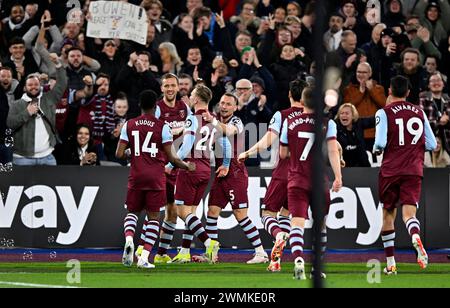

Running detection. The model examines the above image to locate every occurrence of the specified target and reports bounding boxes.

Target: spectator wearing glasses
[234,78,272,126]
[343,62,386,148]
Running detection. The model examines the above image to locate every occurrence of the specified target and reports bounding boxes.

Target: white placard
[86,1,148,45]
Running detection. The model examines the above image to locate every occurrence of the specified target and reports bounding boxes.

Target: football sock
[186,214,209,243]
[238,217,262,248]
[205,216,219,240]
[262,215,282,239]
[290,227,305,259]
[157,221,176,255]
[124,213,138,238]
[144,220,160,252]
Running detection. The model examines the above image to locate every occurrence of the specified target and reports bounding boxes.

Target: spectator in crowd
[23,10,63,54]
[287,1,302,18]
[238,48,276,110]
[210,56,237,110]
[104,93,129,165]
[273,6,287,25]
[180,46,211,82]
[62,124,100,166]
[361,23,387,56]
[405,15,442,62]
[325,30,366,89]
[413,0,450,48]
[270,43,308,111]
[382,0,406,28]
[59,40,101,72]
[3,37,39,83]
[394,48,428,105]
[353,3,378,48]
[285,15,309,53]
[122,23,161,72]
[234,78,272,126]
[0,67,12,166]
[235,0,263,35]
[424,136,450,167]
[367,28,398,92]
[159,42,184,75]
[143,0,172,48]
[343,62,386,148]
[335,103,374,167]
[300,1,315,52]
[89,39,125,96]
[7,54,67,166]
[323,12,345,52]
[193,6,220,50]
[178,73,194,106]
[424,55,447,82]
[340,0,358,30]
[0,66,20,105]
[65,46,98,142]
[116,51,161,118]
[172,13,208,62]
[419,72,450,153]
[2,4,37,44]
[77,73,115,156]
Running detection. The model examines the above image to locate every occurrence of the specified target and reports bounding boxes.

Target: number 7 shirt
[280,113,337,189]
[120,114,173,190]
[373,101,437,178]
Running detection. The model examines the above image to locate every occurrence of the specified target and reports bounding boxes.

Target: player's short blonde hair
[335,103,360,122]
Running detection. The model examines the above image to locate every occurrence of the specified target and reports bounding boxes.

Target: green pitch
[0,262,449,288]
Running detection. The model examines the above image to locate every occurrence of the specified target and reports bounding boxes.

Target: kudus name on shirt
[135,120,155,127]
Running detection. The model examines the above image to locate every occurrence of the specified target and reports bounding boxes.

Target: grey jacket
[414,0,450,47]
[6,66,67,157]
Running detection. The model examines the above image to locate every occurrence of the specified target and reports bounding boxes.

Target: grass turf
[0,262,449,288]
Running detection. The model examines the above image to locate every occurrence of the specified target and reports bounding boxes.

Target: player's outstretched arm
[373,109,388,155]
[328,139,343,192]
[238,130,277,163]
[423,112,438,151]
[217,136,232,178]
[163,144,196,172]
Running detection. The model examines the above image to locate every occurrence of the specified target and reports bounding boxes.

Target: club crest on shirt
[179,110,186,118]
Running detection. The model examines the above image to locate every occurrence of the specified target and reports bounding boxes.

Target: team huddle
[116,73,436,280]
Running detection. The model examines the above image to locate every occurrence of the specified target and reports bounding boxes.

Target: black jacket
[270,58,307,111]
[116,65,161,118]
[336,117,375,167]
[394,65,428,105]
[235,96,272,126]
[61,139,100,166]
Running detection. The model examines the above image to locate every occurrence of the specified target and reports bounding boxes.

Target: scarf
[90,94,115,139]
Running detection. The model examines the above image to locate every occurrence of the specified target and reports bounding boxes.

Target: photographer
[6,55,68,166]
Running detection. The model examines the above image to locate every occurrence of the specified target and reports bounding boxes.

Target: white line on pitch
[0,281,81,288]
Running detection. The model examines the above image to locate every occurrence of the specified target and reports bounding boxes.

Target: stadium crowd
[1,0,450,168]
